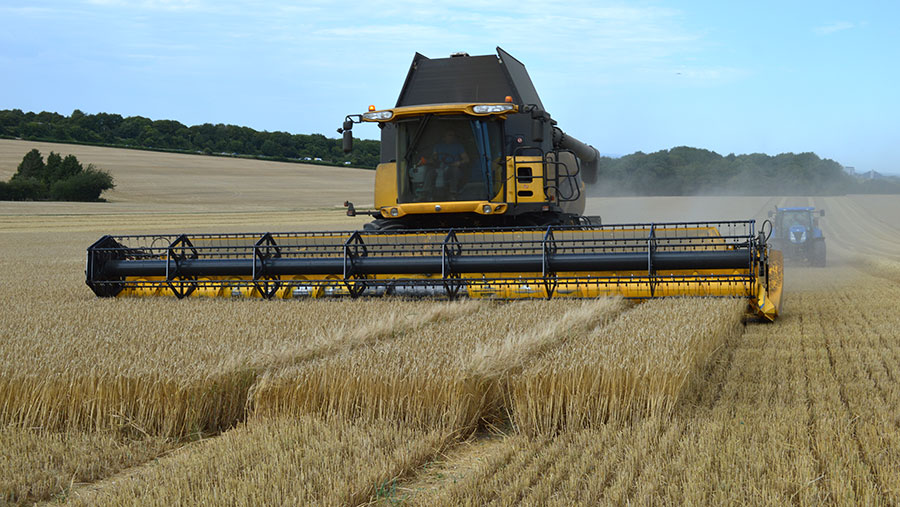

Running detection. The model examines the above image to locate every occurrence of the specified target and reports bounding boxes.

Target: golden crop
[508,298,745,434]
[250,299,626,433]
[3,142,900,504]
[397,270,900,505]
[65,415,449,506]
[0,297,466,438]
[0,427,172,505]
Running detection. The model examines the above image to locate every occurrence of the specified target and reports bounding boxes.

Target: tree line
[591,146,900,196]
[3,110,897,196]
[0,149,115,201]
[0,109,380,168]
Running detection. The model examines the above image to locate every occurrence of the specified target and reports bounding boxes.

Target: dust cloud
[584,193,900,292]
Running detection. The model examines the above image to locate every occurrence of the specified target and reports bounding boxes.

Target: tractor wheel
[811,240,826,267]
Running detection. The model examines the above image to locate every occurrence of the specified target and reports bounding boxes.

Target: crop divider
[166,234,199,299]
[342,231,368,298]
[542,225,558,299]
[441,230,463,298]
[647,224,657,297]
[253,232,282,299]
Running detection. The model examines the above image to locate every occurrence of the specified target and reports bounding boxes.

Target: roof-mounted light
[472,104,516,114]
[363,110,394,121]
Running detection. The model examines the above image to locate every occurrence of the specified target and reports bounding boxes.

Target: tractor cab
[397,115,504,204]
[768,207,826,266]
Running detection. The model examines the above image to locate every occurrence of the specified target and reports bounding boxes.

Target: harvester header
[87,220,782,320]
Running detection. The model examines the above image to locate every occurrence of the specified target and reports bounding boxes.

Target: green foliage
[13,148,45,181]
[56,154,85,182]
[0,177,46,200]
[48,165,115,201]
[1,150,115,201]
[591,147,886,196]
[0,109,381,168]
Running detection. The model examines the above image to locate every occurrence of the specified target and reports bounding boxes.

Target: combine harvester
[85,48,783,321]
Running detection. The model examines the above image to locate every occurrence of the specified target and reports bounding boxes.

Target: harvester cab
[339,47,600,230]
[85,47,784,322]
[767,207,826,267]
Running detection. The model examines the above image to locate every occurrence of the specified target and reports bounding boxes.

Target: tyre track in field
[822,320,883,496]
[802,270,890,498]
[868,283,900,403]
[831,283,898,412]
[61,302,483,504]
[832,275,900,496]
[801,313,827,503]
[814,196,900,260]
[843,195,900,236]
[380,300,639,504]
[617,418,687,501]
[812,196,900,285]
[397,298,748,504]
[615,318,746,501]
[824,196,900,251]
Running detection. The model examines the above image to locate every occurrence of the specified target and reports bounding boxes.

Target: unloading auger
[86,220,783,320]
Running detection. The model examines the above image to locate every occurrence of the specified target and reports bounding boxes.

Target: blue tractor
[768,207,826,267]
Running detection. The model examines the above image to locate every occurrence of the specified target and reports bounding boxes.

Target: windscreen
[397,116,504,203]
[777,211,812,235]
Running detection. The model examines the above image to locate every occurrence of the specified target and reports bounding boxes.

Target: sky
[1,0,898,174]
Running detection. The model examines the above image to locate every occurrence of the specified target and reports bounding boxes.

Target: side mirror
[342,130,353,153]
[339,119,354,153]
[820,209,825,217]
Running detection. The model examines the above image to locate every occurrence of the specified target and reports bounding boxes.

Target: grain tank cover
[396,47,545,109]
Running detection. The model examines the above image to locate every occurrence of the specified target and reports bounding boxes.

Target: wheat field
[2,140,900,504]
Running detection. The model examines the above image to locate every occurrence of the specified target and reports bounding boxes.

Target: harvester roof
[396,47,544,109]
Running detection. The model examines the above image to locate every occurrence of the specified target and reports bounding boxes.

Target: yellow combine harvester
[85,48,783,320]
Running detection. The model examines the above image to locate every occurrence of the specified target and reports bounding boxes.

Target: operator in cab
[423,130,469,201]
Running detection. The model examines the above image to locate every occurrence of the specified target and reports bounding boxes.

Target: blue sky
[1,1,898,173]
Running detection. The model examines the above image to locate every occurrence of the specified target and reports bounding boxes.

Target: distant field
[2,141,900,504]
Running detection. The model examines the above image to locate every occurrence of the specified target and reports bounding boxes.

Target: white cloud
[294,2,703,69]
[84,0,207,11]
[814,21,856,35]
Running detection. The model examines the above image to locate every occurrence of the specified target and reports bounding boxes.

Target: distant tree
[45,152,62,182]
[0,178,45,200]
[13,148,45,181]
[1,150,115,201]
[56,154,84,181]
[260,139,280,157]
[49,165,115,201]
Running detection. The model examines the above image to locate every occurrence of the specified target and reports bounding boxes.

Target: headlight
[482,204,492,214]
[363,110,393,121]
[390,208,399,217]
[473,104,516,114]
